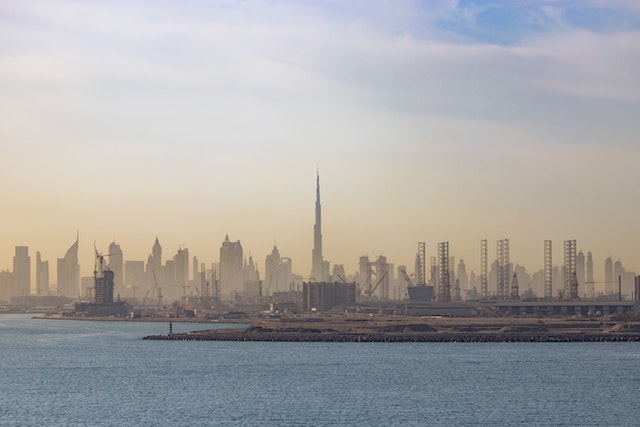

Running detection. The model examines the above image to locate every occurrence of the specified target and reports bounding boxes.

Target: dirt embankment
[143,315,640,343]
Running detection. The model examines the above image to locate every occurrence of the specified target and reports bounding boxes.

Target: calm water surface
[1,314,639,426]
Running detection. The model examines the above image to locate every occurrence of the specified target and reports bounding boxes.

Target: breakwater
[142,315,640,343]
[143,330,640,343]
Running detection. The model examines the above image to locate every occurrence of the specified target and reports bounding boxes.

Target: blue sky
[1,0,639,289]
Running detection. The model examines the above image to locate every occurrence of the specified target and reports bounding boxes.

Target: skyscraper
[36,251,49,295]
[108,241,123,295]
[375,255,389,300]
[604,257,613,295]
[173,247,189,286]
[586,251,594,283]
[311,172,325,282]
[457,259,469,291]
[219,235,243,296]
[576,251,585,289]
[586,251,594,298]
[146,237,162,278]
[57,236,79,297]
[13,246,30,297]
[265,245,284,295]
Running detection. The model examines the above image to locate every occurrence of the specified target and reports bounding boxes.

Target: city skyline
[0,217,637,298]
[1,1,639,285]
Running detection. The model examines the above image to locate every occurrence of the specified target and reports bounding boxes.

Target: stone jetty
[143,314,640,343]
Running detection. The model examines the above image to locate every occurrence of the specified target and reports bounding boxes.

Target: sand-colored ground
[145,313,640,342]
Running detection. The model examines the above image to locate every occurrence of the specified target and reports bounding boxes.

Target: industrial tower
[480,239,488,299]
[497,239,510,299]
[564,240,577,299]
[544,240,553,299]
[438,242,451,302]
[418,242,426,285]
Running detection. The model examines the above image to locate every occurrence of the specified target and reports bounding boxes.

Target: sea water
[1,313,640,426]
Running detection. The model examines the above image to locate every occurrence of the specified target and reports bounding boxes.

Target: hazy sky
[1,0,639,282]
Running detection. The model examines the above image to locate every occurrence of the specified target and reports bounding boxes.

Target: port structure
[480,239,488,300]
[564,240,577,299]
[438,242,451,302]
[497,239,510,299]
[544,240,553,299]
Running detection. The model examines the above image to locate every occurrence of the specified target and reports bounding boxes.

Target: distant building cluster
[1,173,639,310]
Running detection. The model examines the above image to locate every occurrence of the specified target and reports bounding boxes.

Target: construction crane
[152,270,162,306]
[363,268,374,297]
[401,271,415,287]
[365,272,388,298]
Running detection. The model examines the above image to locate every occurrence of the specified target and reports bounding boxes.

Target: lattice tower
[544,240,553,299]
[418,242,426,285]
[480,239,488,299]
[438,242,451,302]
[497,239,510,299]
[564,240,577,299]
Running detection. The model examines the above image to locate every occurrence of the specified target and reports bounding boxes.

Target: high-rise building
[57,237,79,297]
[192,256,199,286]
[585,251,595,298]
[604,257,613,295]
[146,237,162,279]
[219,235,243,296]
[311,172,325,282]
[359,256,371,294]
[265,245,281,295]
[586,251,594,283]
[124,260,145,289]
[457,259,468,291]
[264,245,292,295]
[13,246,30,297]
[244,255,259,282]
[108,241,123,295]
[174,247,189,286]
[280,257,292,291]
[36,251,49,296]
[0,270,14,302]
[480,239,488,299]
[375,255,389,300]
[576,251,585,289]
[332,264,346,283]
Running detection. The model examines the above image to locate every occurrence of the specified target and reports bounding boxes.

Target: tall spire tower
[311,171,324,281]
